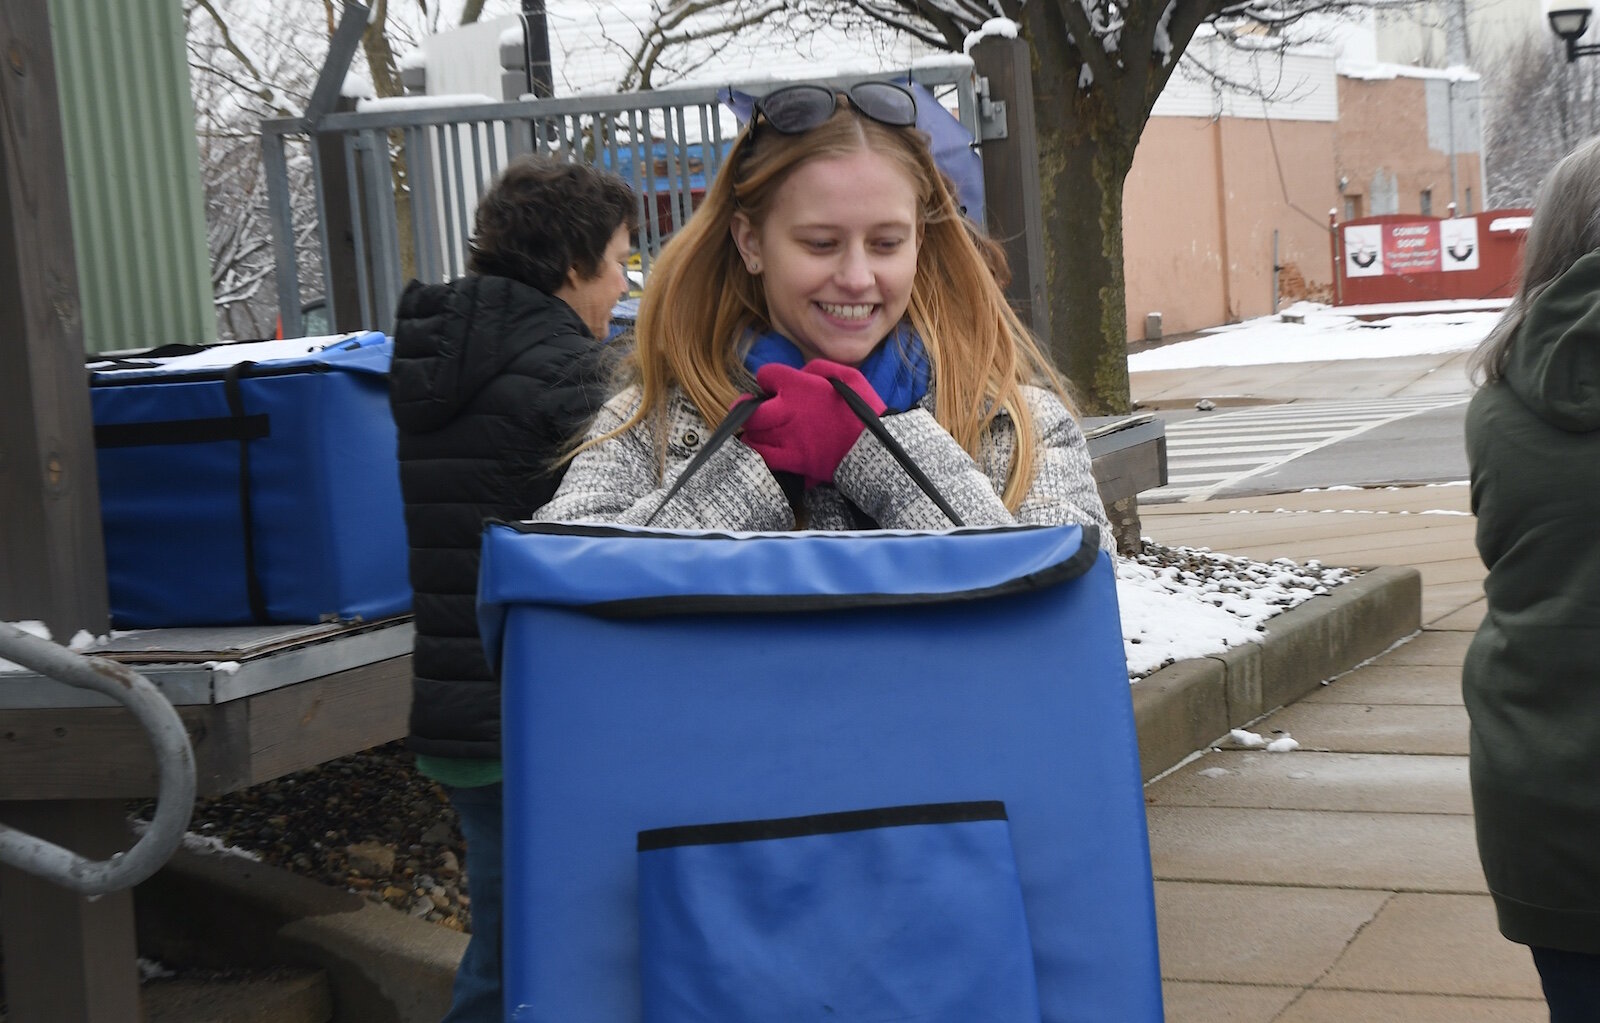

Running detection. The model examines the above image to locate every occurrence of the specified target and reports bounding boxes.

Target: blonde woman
[535,81,1112,549]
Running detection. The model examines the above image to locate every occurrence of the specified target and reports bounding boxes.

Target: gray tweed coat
[533,383,1115,553]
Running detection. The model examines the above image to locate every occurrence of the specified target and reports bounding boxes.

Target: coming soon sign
[1343,219,1480,277]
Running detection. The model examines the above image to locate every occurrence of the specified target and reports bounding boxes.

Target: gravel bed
[125,540,1358,934]
[130,744,472,932]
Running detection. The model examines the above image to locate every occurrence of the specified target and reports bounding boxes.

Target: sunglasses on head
[753,81,919,135]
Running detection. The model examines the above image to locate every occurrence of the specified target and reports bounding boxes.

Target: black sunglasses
[753,81,919,135]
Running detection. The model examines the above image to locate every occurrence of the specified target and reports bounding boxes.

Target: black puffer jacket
[390,275,613,758]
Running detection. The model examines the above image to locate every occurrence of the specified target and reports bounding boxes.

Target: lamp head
[1546,0,1594,41]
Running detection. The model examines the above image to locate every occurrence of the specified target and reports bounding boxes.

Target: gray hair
[1470,134,1600,384]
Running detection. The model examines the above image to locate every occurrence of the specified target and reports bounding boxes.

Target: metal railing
[0,622,196,895]
[263,61,981,337]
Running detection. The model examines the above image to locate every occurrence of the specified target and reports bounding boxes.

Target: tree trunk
[1025,27,1136,416]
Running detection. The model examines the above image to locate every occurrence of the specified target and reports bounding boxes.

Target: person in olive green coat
[1463,134,1600,1022]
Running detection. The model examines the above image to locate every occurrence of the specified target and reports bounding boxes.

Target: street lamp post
[1547,0,1600,60]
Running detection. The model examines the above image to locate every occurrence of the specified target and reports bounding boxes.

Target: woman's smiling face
[731,148,920,366]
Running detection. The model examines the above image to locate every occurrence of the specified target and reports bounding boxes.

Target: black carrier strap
[644,395,769,527]
[223,362,269,624]
[828,378,965,527]
[643,383,965,528]
[94,414,270,448]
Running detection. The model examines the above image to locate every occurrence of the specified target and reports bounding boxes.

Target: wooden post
[316,96,375,333]
[0,802,141,1022]
[970,35,1052,346]
[1329,208,1343,307]
[0,0,110,641]
[1,6,138,1021]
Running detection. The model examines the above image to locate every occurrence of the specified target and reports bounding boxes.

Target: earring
[747,260,761,274]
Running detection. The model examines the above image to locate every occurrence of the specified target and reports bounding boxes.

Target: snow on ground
[1116,545,1353,679]
[1128,300,1500,371]
[0,619,50,673]
[1113,302,1478,678]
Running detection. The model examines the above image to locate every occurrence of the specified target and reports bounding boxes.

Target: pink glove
[740,360,887,489]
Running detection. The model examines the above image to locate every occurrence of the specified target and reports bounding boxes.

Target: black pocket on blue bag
[637,800,1041,1023]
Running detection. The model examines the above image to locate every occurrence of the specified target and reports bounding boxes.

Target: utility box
[1145,312,1163,341]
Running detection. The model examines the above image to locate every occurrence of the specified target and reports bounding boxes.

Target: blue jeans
[1531,946,1600,1023]
[441,783,503,1023]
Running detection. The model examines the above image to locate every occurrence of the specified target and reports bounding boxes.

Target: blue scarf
[742,324,931,414]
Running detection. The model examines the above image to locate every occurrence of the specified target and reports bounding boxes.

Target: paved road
[1145,396,1471,504]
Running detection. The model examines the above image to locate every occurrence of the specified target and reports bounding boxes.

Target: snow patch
[355,93,500,112]
[0,620,50,672]
[1129,301,1498,371]
[340,72,376,100]
[1337,60,1479,83]
[130,816,263,862]
[1117,546,1352,680]
[962,17,1019,55]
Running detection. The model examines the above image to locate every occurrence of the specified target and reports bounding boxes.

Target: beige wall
[1336,76,1486,221]
[1123,116,1338,340]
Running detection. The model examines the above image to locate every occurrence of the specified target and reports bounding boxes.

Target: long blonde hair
[605,97,1071,509]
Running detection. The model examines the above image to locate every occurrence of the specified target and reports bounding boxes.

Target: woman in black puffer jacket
[388,154,635,1023]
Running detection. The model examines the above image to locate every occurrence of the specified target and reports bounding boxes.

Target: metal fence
[263,67,982,337]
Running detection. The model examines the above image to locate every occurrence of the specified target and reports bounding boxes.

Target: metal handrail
[0,621,196,895]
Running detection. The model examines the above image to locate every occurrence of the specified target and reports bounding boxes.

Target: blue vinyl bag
[89,333,410,628]
[479,521,1164,1023]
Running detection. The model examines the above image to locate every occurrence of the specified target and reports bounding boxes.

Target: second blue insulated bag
[89,334,410,628]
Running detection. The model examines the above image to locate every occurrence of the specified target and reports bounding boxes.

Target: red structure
[1332,209,1531,306]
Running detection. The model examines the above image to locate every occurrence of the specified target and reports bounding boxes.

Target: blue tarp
[600,140,731,194]
[718,80,986,225]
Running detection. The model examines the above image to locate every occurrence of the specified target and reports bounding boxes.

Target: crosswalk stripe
[1145,396,1468,503]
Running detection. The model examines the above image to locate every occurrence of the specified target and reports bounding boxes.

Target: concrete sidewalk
[1133,350,1544,1020]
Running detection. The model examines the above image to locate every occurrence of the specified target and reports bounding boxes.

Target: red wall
[1334,210,1529,306]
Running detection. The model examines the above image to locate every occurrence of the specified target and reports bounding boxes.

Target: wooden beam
[0,801,140,1022]
[0,656,412,800]
[0,0,109,641]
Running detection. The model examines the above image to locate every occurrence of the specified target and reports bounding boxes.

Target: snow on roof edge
[356,93,501,112]
[1337,60,1480,83]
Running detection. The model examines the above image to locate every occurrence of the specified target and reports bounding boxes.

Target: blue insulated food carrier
[89,333,410,628]
[479,521,1164,1023]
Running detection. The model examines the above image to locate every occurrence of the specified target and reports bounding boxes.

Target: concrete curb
[136,847,464,1023]
[134,565,1422,1018]
[1131,564,1422,780]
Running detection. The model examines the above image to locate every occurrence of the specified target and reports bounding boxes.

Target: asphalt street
[1208,400,1471,498]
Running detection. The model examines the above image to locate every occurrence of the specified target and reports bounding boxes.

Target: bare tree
[1484,33,1600,208]
[618,0,792,91]
[188,1,323,336]
[186,1,514,336]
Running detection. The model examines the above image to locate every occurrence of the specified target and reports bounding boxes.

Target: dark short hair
[467,155,637,294]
